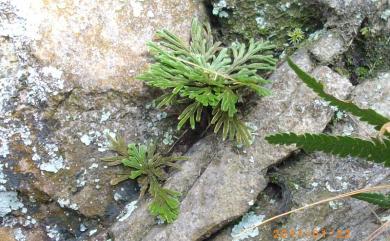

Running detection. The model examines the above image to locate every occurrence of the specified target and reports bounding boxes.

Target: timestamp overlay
[272,227,351,240]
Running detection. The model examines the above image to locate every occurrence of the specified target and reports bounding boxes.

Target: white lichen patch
[0,124,34,158]
[325,181,339,192]
[57,198,79,211]
[80,134,92,146]
[130,1,143,17]
[231,212,265,241]
[0,136,10,158]
[76,170,87,188]
[13,228,26,241]
[39,143,65,173]
[162,128,174,145]
[89,163,99,170]
[117,200,138,222]
[79,129,116,151]
[212,0,229,18]
[0,191,24,217]
[80,223,87,232]
[89,229,97,236]
[98,129,116,152]
[41,66,63,80]
[156,111,167,121]
[0,163,7,191]
[329,200,343,210]
[114,192,123,201]
[381,9,390,20]
[100,111,111,123]
[46,225,61,241]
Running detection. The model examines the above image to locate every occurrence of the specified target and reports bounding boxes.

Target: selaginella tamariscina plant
[137,18,277,146]
[266,58,390,208]
[102,136,187,223]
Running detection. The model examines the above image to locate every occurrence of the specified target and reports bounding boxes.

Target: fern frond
[287,58,390,130]
[265,133,390,166]
[353,192,390,208]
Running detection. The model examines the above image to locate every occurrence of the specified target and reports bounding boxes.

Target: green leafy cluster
[287,28,305,45]
[102,136,187,223]
[137,18,276,146]
[265,58,390,207]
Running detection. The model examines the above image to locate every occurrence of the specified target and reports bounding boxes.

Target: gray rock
[0,0,205,239]
[210,72,390,241]
[107,50,353,241]
[309,31,345,63]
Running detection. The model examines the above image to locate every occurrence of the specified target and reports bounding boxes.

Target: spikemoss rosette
[137,18,276,146]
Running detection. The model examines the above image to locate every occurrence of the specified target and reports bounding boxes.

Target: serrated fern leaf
[353,192,390,208]
[287,58,389,130]
[265,133,390,166]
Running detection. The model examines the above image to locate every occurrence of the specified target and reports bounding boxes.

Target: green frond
[266,133,390,166]
[137,18,276,145]
[287,58,390,130]
[353,192,390,208]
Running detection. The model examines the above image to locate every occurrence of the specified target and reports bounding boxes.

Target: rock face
[107,50,353,241]
[212,71,390,241]
[0,0,204,240]
[1,0,389,241]
[8,0,204,92]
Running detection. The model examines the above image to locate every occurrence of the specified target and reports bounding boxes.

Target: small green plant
[360,27,371,37]
[137,18,276,146]
[288,28,305,45]
[266,58,390,207]
[102,136,187,223]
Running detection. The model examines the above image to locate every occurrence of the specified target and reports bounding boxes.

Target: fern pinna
[137,18,276,146]
[266,58,390,208]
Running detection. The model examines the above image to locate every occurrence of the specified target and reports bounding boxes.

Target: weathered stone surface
[210,72,390,241]
[108,135,218,241]
[2,0,388,240]
[8,0,204,92]
[0,228,16,241]
[0,0,205,240]
[0,227,49,241]
[106,50,353,241]
[309,31,345,63]
[352,72,390,123]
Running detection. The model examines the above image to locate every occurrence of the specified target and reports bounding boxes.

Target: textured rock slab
[8,0,204,92]
[109,135,218,241]
[210,72,390,241]
[309,31,345,63]
[108,50,353,241]
[0,1,205,240]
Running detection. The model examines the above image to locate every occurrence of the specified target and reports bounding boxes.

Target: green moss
[342,22,390,84]
[211,0,326,55]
